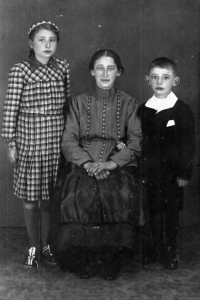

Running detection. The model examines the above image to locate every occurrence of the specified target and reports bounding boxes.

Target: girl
[2,21,71,267]
[54,49,145,280]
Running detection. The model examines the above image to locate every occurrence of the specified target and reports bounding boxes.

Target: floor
[0,227,200,300]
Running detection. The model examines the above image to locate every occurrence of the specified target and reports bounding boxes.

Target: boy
[138,57,195,269]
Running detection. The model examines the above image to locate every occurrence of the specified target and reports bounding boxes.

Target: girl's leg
[23,200,39,248]
[23,200,39,267]
[40,200,57,265]
[40,200,51,249]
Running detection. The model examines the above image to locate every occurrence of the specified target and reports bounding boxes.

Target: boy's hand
[116,141,126,150]
[8,148,18,166]
[177,178,189,187]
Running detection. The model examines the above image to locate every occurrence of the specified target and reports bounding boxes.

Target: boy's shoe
[142,251,163,264]
[41,245,57,265]
[163,247,179,270]
[24,247,38,268]
[142,245,164,265]
[164,256,179,270]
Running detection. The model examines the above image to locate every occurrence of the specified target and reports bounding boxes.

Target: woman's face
[29,29,57,64]
[90,56,121,89]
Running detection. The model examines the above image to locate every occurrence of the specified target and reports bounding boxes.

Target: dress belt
[80,138,117,145]
[19,109,62,117]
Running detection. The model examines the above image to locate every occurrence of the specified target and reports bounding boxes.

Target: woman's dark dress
[52,86,144,272]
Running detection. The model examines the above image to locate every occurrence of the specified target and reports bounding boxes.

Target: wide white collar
[145,91,178,113]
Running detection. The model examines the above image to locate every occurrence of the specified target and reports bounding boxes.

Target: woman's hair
[148,57,177,76]
[89,49,124,73]
[28,22,60,42]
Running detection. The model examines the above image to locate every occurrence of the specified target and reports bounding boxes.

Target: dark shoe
[24,247,38,268]
[142,250,163,265]
[164,257,179,270]
[163,247,179,270]
[78,252,91,279]
[41,245,57,266]
[96,250,120,280]
[98,263,119,280]
[79,270,91,279]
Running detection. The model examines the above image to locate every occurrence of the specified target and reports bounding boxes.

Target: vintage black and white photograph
[0,0,199,299]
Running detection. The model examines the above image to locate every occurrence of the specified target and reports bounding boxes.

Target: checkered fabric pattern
[2,57,71,201]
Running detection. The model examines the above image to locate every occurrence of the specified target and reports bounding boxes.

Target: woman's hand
[83,161,92,171]
[86,161,118,177]
[8,148,18,166]
[95,170,110,180]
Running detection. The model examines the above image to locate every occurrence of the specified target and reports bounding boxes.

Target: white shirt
[145,91,178,113]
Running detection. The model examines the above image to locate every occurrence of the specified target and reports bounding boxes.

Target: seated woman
[52,49,145,280]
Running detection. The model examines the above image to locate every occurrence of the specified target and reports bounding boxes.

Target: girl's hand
[116,141,126,150]
[177,178,189,187]
[8,148,18,165]
[86,161,118,177]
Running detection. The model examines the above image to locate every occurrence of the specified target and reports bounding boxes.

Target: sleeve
[109,98,143,167]
[1,65,24,149]
[62,60,71,120]
[177,103,196,180]
[64,60,71,100]
[61,96,93,166]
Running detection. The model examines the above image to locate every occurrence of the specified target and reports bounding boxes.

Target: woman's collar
[94,85,116,100]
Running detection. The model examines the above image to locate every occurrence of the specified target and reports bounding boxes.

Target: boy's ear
[145,75,150,84]
[116,70,121,77]
[173,76,180,86]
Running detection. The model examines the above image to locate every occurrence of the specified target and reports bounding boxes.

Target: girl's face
[29,29,58,64]
[90,56,121,89]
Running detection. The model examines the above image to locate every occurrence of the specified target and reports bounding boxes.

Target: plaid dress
[2,55,71,201]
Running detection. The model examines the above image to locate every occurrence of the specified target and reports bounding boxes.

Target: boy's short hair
[148,57,178,76]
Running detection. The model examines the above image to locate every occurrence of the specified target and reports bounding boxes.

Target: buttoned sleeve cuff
[80,160,92,168]
[110,149,139,168]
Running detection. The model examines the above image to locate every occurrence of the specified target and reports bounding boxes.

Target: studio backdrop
[0,0,199,227]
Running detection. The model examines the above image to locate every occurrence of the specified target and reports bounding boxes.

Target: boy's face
[146,67,180,99]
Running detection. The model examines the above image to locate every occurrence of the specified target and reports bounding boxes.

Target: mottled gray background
[0,0,199,227]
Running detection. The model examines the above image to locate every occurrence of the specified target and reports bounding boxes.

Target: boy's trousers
[145,176,184,253]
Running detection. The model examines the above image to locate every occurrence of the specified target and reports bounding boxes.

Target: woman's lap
[50,163,146,253]
[59,164,145,224]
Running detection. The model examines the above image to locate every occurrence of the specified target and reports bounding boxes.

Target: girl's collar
[29,53,59,72]
[94,85,116,100]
